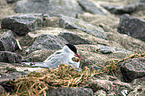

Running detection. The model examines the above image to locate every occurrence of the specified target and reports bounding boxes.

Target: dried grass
[3,53,145,96]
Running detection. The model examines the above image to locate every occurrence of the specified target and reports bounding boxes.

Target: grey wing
[44,51,65,69]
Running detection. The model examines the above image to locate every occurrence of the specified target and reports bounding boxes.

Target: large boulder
[0,31,18,51]
[118,14,145,42]
[15,0,82,17]
[101,1,145,15]
[77,0,106,15]
[59,15,106,39]
[120,58,145,82]
[58,32,91,45]
[1,14,43,36]
[46,87,93,96]
[0,51,22,63]
[29,34,68,53]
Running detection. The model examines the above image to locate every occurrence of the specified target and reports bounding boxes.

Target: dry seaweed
[3,53,145,96]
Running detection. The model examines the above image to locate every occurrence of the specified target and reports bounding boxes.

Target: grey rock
[46,87,93,96]
[0,85,6,95]
[118,14,145,42]
[140,0,145,2]
[77,0,106,15]
[58,32,91,45]
[1,14,43,36]
[29,34,68,53]
[101,1,145,15]
[87,75,132,95]
[0,31,18,51]
[120,58,145,82]
[0,51,22,63]
[94,90,106,96]
[23,50,55,62]
[6,0,17,3]
[97,44,133,54]
[15,0,82,17]
[59,15,106,39]
[98,44,114,54]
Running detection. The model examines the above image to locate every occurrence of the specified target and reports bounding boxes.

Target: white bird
[43,44,81,69]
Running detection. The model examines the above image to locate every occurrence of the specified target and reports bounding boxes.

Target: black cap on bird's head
[66,44,81,59]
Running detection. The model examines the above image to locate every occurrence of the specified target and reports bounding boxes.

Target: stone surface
[59,32,91,45]
[43,17,60,27]
[120,58,145,82]
[101,1,145,15]
[76,45,131,68]
[1,14,43,36]
[77,0,106,15]
[46,87,93,96]
[129,76,145,96]
[118,14,145,42]
[6,0,17,3]
[0,51,22,63]
[94,90,107,96]
[23,50,55,62]
[15,0,82,17]
[97,44,133,54]
[59,15,106,39]
[87,75,132,95]
[97,44,114,54]
[0,85,6,95]
[29,34,68,53]
[0,31,18,51]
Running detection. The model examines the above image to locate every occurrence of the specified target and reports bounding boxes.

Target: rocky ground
[0,0,145,96]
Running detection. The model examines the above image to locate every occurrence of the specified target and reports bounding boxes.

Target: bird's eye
[72,57,80,62]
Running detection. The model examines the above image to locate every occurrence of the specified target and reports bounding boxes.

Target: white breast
[44,46,80,69]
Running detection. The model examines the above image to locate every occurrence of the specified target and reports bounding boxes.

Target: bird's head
[66,44,81,61]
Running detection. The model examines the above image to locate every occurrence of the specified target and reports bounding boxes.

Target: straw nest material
[4,53,145,96]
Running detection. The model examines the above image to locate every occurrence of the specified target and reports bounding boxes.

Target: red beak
[75,53,81,59]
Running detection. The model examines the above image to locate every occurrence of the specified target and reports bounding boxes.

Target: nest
[5,53,145,96]
[8,64,97,96]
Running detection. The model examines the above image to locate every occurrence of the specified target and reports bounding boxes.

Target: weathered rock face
[59,15,106,39]
[77,0,106,15]
[1,14,43,36]
[129,77,145,96]
[23,50,55,62]
[87,75,132,96]
[0,31,18,51]
[46,87,93,96]
[6,0,17,3]
[0,51,22,63]
[101,1,145,15]
[15,0,82,17]
[76,44,132,68]
[120,58,145,82]
[0,85,6,95]
[118,14,145,42]
[58,32,91,45]
[29,34,68,53]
